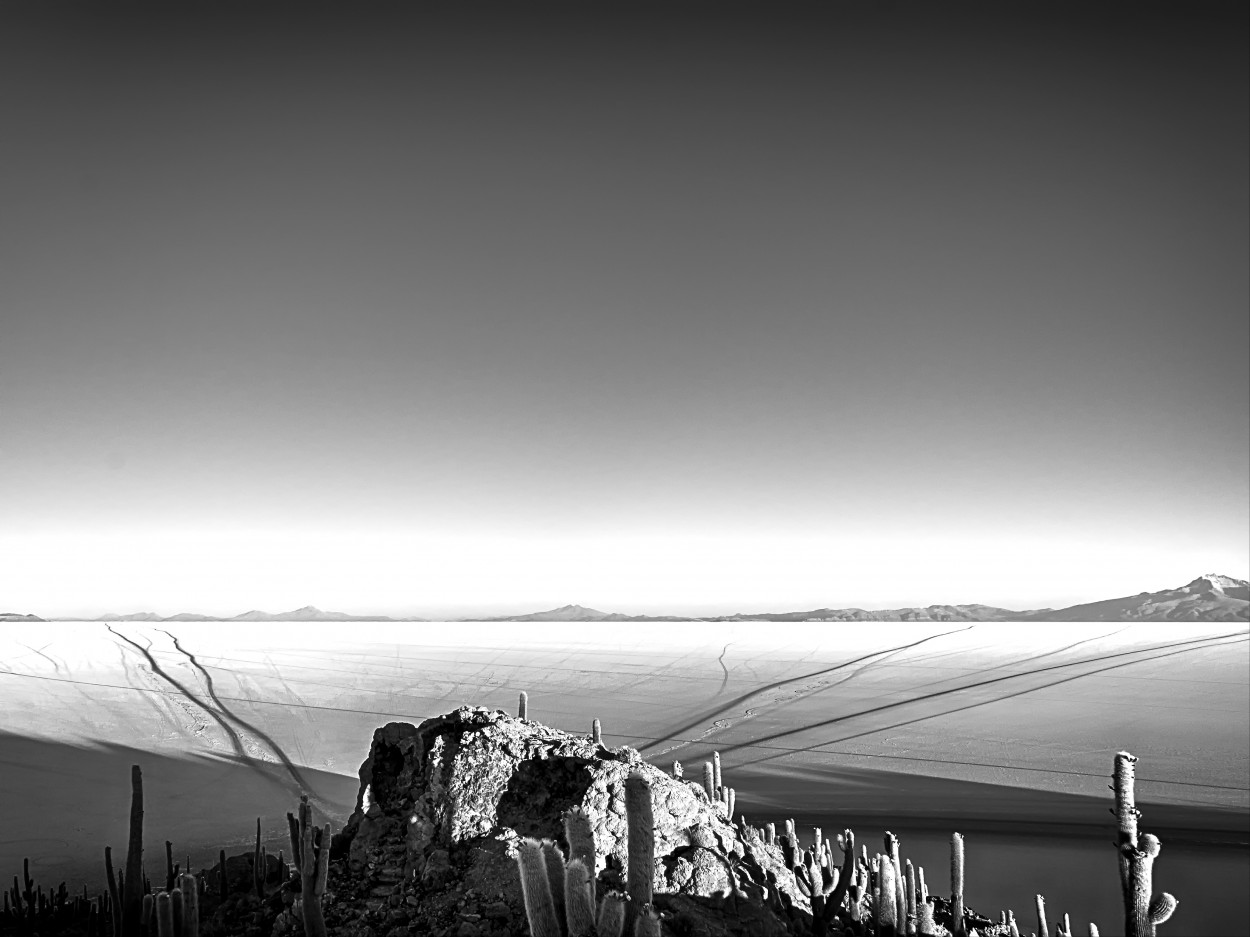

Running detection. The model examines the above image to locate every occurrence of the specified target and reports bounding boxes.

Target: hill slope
[1025,574,1249,622]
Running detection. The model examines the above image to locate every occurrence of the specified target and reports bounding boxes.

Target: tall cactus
[1036,893,1049,937]
[517,839,561,937]
[122,765,145,936]
[563,806,597,906]
[518,691,529,721]
[253,818,264,897]
[1114,752,1177,937]
[288,795,330,937]
[878,853,899,937]
[625,771,654,936]
[178,873,199,937]
[950,832,965,937]
[518,781,653,937]
[564,857,596,937]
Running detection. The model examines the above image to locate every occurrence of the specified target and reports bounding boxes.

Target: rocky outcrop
[328,707,809,936]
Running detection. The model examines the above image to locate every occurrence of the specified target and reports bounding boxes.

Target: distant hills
[3,575,1246,623]
[1017,574,1249,622]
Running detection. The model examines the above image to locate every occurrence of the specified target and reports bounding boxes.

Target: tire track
[157,630,327,808]
[638,626,975,755]
[715,629,1248,762]
[733,634,1250,768]
[109,626,320,807]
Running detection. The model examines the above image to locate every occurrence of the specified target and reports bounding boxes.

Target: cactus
[517,838,561,937]
[951,832,965,936]
[1089,924,1101,936]
[596,892,627,937]
[564,857,596,937]
[104,850,122,937]
[518,690,528,721]
[702,762,715,800]
[879,853,899,936]
[254,818,264,897]
[155,891,173,937]
[165,841,175,892]
[905,859,917,936]
[624,772,654,935]
[1036,893,1049,937]
[1113,752,1178,937]
[917,894,938,937]
[592,718,602,745]
[288,795,330,937]
[563,806,597,905]
[886,832,905,929]
[178,873,199,937]
[713,751,722,793]
[541,840,567,927]
[123,765,145,936]
[634,903,662,936]
[217,850,227,900]
[765,822,776,845]
[671,760,682,779]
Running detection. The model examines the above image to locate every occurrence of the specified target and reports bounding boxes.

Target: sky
[1,3,1247,617]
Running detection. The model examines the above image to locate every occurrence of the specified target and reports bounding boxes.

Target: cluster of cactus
[516,773,660,937]
[3,857,104,929]
[287,794,331,937]
[697,751,736,820]
[722,750,1176,937]
[137,873,200,936]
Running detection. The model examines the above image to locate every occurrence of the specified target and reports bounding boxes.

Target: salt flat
[1,622,1246,935]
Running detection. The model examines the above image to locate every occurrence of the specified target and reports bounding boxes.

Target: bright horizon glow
[2,527,1244,619]
[1,6,1246,620]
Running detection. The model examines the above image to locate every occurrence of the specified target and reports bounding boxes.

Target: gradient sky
[1,3,1247,617]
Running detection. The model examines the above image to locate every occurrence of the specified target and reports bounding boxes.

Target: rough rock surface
[327,706,813,936]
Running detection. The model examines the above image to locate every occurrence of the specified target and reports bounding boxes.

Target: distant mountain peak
[1185,573,1247,593]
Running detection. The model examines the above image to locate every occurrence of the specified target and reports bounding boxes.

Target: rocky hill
[1022,574,1249,622]
[327,706,808,936]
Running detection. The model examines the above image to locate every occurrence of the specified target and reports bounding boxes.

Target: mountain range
[2,575,1246,623]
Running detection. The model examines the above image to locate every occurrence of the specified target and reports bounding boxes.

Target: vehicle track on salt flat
[110,627,328,811]
[638,626,976,757]
[722,630,1250,766]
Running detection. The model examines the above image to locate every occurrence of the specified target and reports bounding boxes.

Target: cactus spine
[624,771,654,936]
